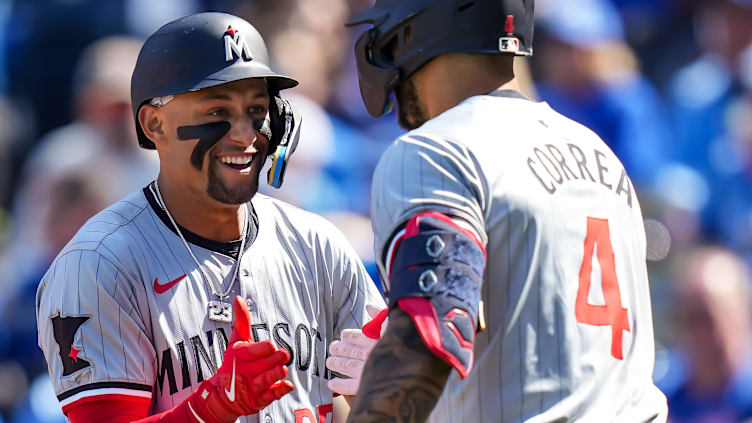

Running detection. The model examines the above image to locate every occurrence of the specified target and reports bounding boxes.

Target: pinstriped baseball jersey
[36,185,385,422]
[370,91,667,422]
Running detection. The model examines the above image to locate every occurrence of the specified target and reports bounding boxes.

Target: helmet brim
[135,62,299,149]
[192,61,299,93]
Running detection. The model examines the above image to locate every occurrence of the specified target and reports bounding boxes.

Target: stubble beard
[396,78,429,130]
[206,157,260,205]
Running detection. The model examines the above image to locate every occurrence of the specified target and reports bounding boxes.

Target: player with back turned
[335,0,668,421]
[35,12,384,423]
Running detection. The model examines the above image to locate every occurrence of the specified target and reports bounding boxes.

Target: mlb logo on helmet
[499,15,520,53]
[499,37,520,53]
[223,25,252,62]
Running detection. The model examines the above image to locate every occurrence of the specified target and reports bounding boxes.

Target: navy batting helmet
[346,0,534,117]
[131,12,298,149]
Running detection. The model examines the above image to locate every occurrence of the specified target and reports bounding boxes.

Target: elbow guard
[386,212,486,378]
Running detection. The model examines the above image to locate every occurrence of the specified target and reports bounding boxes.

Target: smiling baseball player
[338,0,669,422]
[36,12,384,423]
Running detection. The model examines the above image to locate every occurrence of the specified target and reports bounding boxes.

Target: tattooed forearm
[346,308,452,423]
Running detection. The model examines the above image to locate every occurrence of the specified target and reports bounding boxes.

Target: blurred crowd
[0,0,751,422]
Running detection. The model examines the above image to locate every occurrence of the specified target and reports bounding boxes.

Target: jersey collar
[142,183,258,258]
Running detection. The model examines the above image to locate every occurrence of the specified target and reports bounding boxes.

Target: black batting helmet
[131,12,298,149]
[346,0,534,117]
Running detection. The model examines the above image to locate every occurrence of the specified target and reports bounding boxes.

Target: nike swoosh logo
[153,274,187,294]
[225,358,237,402]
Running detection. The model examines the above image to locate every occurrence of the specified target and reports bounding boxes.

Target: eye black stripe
[176,121,231,170]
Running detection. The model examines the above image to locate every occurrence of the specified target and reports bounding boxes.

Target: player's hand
[326,305,388,396]
[189,296,294,422]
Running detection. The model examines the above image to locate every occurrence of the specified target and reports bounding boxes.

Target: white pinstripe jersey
[370,91,667,422]
[36,185,384,422]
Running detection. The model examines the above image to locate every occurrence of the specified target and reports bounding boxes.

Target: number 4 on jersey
[575,217,630,360]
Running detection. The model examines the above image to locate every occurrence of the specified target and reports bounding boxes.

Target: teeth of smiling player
[219,156,252,165]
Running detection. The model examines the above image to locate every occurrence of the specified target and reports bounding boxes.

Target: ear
[138,105,166,146]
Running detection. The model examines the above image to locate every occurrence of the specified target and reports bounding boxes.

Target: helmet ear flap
[265,96,302,188]
[254,87,283,153]
[268,94,286,150]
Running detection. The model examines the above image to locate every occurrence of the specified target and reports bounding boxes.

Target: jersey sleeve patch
[51,314,91,376]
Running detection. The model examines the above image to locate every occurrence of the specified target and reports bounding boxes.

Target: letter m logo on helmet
[224,25,252,62]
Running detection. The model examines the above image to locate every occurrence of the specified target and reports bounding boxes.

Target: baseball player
[332,0,669,421]
[35,12,384,423]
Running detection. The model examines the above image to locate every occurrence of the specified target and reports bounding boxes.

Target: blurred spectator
[606,0,699,88]
[658,246,752,422]
[0,36,158,309]
[41,175,107,271]
[0,95,30,247]
[0,0,10,94]
[326,34,404,178]
[9,374,63,423]
[0,361,26,420]
[124,0,199,38]
[257,92,350,212]
[666,0,752,258]
[273,29,334,106]
[240,0,391,215]
[534,0,672,187]
[3,0,234,150]
[236,0,351,106]
[4,0,129,140]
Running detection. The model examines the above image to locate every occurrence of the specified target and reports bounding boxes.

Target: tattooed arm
[346,308,452,423]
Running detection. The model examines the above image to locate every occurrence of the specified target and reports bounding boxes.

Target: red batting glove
[187,296,294,422]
